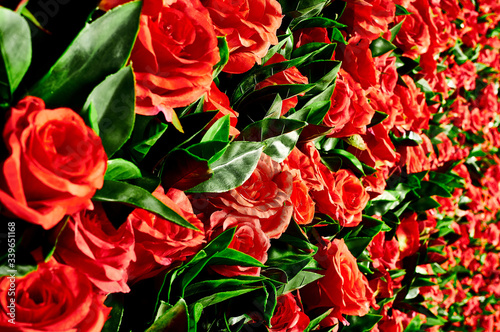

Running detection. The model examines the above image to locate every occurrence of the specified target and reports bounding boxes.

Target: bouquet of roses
[0,0,500,331]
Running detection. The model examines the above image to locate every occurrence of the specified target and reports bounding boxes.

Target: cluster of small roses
[0,0,499,331]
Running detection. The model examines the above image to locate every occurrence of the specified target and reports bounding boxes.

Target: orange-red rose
[55,203,136,294]
[301,238,376,325]
[209,153,294,239]
[269,293,310,332]
[207,210,270,277]
[131,0,220,119]
[0,261,110,331]
[0,96,106,229]
[313,168,370,227]
[127,187,205,282]
[201,0,283,73]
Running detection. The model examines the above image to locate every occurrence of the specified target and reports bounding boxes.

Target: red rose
[339,0,396,41]
[201,0,283,73]
[392,3,431,58]
[256,53,309,115]
[325,70,376,138]
[313,168,370,227]
[0,96,106,229]
[0,261,110,331]
[393,75,430,132]
[294,27,331,48]
[127,187,205,282]
[209,153,294,239]
[336,36,378,90]
[302,238,376,325]
[322,74,355,134]
[396,213,420,260]
[55,203,136,294]
[131,0,220,120]
[207,210,270,277]
[269,293,310,332]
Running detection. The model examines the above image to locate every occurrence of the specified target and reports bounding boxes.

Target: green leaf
[213,36,229,78]
[93,180,199,230]
[280,269,324,294]
[146,299,188,332]
[196,288,261,308]
[239,118,307,162]
[0,6,31,102]
[344,237,373,258]
[368,111,389,128]
[292,16,347,30]
[396,4,412,15]
[102,294,124,332]
[125,115,168,163]
[185,277,265,299]
[262,33,293,65]
[187,140,229,164]
[417,181,452,198]
[390,19,405,42]
[210,248,267,268]
[288,100,331,124]
[343,314,383,332]
[300,60,341,96]
[27,1,141,109]
[160,149,212,191]
[104,159,142,181]
[370,37,397,57]
[304,309,333,332]
[321,149,366,176]
[81,66,135,157]
[201,115,230,143]
[410,196,441,212]
[187,141,263,193]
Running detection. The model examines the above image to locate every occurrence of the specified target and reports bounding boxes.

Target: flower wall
[0,0,499,331]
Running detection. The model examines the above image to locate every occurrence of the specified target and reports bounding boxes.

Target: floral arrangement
[0,0,499,331]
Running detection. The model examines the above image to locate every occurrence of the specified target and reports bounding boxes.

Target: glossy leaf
[321,149,367,176]
[196,288,261,308]
[104,159,142,181]
[160,149,212,191]
[187,141,263,193]
[342,314,383,332]
[239,118,307,162]
[280,269,324,295]
[187,140,229,164]
[82,66,135,157]
[370,37,397,57]
[93,180,199,230]
[210,248,267,268]
[145,299,188,332]
[27,1,141,109]
[0,6,31,103]
[185,277,265,299]
[201,115,230,143]
[213,36,229,78]
[292,16,347,30]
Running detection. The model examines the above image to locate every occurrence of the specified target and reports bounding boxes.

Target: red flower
[313,168,370,227]
[396,213,421,260]
[269,293,310,332]
[392,2,431,58]
[207,210,270,277]
[340,0,396,41]
[201,0,283,73]
[0,261,110,331]
[55,203,136,294]
[131,0,220,121]
[127,187,205,282]
[0,96,106,229]
[302,238,376,325]
[209,153,294,239]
